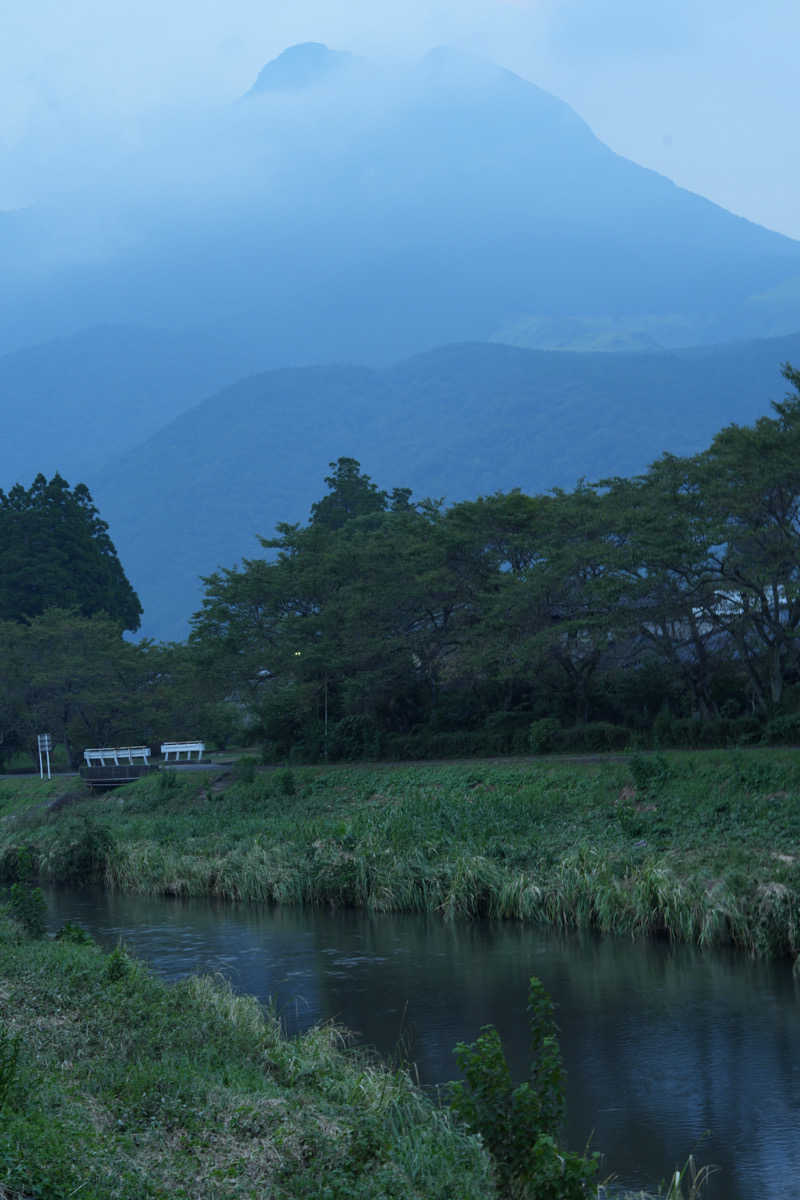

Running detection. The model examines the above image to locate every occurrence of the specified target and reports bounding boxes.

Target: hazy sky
[2,0,798,239]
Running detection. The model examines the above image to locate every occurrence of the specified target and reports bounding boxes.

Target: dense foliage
[189,365,800,759]
[0,473,141,630]
[0,609,224,768]
[6,366,800,766]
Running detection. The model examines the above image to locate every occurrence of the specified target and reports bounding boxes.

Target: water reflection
[44,889,800,1199]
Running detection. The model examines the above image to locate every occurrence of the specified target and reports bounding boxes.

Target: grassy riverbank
[2,749,799,960]
[0,910,494,1199]
[0,913,716,1200]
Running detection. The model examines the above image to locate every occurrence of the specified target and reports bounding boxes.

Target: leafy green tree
[190,367,800,754]
[0,609,167,765]
[690,363,800,710]
[452,487,631,724]
[0,473,141,631]
[607,363,800,716]
[309,457,388,530]
[597,460,726,720]
[193,461,488,754]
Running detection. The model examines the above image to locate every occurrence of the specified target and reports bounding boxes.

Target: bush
[529,718,562,755]
[233,756,258,784]
[763,712,800,745]
[105,945,133,983]
[655,715,762,749]
[629,752,673,793]
[275,768,296,796]
[483,711,537,755]
[157,769,179,798]
[47,820,117,885]
[559,723,630,753]
[0,845,37,884]
[55,921,94,945]
[327,715,379,762]
[9,883,46,938]
[450,977,597,1198]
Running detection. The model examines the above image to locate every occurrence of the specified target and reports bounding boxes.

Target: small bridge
[80,746,156,789]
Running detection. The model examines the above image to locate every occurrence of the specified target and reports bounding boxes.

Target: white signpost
[37,733,53,781]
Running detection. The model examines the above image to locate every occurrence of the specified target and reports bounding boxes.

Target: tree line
[192,363,800,760]
[3,365,800,765]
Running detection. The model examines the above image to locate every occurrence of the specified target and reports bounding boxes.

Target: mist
[3,0,799,240]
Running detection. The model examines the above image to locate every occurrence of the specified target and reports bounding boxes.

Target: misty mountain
[244,42,358,96]
[1,44,799,365]
[84,332,800,641]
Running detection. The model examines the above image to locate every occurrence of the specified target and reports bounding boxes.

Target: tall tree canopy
[0,473,141,630]
[190,368,800,760]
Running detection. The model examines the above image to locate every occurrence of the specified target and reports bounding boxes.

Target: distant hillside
[1,44,799,368]
[86,333,800,640]
[0,325,266,490]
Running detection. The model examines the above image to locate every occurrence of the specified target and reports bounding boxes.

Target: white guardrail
[160,741,205,761]
[83,747,151,767]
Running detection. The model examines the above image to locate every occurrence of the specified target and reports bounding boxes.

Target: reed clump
[2,750,799,960]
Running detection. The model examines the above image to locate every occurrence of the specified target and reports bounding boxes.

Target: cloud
[546,0,694,57]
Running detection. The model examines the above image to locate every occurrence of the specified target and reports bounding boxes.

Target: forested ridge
[4,365,800,766]
[87,329,800,640]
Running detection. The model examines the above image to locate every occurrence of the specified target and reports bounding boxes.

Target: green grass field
[3,750,799,960]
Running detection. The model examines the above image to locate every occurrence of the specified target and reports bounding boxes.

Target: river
[44,887,800,1198]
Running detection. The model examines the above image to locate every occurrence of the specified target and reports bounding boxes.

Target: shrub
[450,977,598,1198]
[0,845,37,884]
[559,723,630,753]
[529,718,562,755]
[233,756,258,784]
[656,716,762,749]
[105,945,132,983]
[9,883,46,938]
[327,715,379,762]
[157,768,179,798]
[276,768,296,796]
[47,820,116,885]
[55,921,94,945]
[763,712,800,745]
[629,752,673,793]
[484,711,537,755]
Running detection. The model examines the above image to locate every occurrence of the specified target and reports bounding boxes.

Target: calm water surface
[44,888,800,1198]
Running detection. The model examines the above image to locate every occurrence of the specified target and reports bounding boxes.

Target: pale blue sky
[1,0,798,238]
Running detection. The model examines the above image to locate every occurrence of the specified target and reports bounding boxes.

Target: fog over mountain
[3,43,800,641]
[1,43,799,368]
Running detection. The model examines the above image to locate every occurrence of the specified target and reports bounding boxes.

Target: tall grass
[0,926,495,1199]
[3,750,800,961]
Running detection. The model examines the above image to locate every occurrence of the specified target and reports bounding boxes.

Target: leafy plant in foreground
[450,976,598,1197]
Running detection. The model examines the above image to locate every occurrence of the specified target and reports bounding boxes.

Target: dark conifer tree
[0,473,142,630]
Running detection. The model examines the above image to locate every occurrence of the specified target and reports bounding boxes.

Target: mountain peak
[245,43,352,96]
